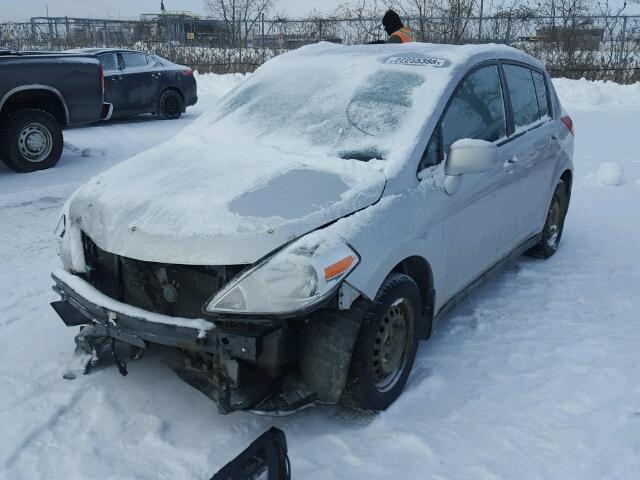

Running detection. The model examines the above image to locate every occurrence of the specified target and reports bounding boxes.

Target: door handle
[550,134,559,141]
[503,156,518,174]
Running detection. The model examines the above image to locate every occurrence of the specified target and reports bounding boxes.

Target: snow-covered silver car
[51,42,574,414]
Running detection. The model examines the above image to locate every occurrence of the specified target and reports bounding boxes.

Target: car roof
[288,41,545,72]
[71,48,150,55]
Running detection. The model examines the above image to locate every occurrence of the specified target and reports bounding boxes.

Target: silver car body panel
[59,42,574,322]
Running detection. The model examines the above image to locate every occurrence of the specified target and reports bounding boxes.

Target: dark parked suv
[73,49,198,119]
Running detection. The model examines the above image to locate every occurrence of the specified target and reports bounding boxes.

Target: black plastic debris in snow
[211,427,290,480]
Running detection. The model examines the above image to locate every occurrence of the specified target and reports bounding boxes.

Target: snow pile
[194,71,247,100]
[553,78,640,111]
[81,148,105,158]
[595,162,624,186]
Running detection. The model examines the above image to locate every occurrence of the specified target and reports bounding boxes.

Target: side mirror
[443,139,498,194]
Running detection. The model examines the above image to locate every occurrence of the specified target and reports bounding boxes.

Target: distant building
[249,34,342,49]
[140,13,231,46]
[536,26,604,51]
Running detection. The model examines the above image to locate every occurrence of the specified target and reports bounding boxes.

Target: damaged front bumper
[51,269,314,415]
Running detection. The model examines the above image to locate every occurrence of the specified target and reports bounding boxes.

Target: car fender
[546,131,574,209]
[344,234,445,314]
[0,84,70,124]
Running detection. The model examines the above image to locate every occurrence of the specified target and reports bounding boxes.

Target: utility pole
[478,0,484,42]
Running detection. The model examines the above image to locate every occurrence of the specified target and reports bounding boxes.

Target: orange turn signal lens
[324,255,355,281]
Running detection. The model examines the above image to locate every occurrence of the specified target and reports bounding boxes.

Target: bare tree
[432,0,478,43]
[403,0,439,41]
[335,0,397,43]
[596,0,637,83]
[204,0,274,47]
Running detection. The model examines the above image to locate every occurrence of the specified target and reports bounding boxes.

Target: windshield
[215,63,426,160]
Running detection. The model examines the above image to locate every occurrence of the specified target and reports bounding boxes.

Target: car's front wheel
[527,179,568,258]
[343,273,421,410]
[159,90,184,120]
[0,109,63,172]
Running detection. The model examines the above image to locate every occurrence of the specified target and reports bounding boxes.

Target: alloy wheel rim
[371,298,413,392]
[18,123,53,163]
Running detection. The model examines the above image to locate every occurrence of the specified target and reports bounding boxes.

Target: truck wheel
[343,273,421,411]
[0,109,63,172]
[159,90,184,119]
[526,179,568,259]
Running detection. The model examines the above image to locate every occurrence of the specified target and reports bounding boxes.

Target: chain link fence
[2,14,639,82]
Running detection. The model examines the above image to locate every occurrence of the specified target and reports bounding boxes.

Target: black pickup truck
[0,49,111,172]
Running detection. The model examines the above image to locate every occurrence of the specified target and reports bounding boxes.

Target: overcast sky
[1,0,347,22]
[3,0,639,21]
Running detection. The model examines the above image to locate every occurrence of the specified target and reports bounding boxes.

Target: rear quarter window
[504,64,539,128]
[531,70,550,119]
[146,54,164,67]
[122,52,148,70]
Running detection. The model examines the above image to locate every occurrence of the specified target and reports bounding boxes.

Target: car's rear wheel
[343,273,421,411]
[159,90,184,120]
[527,179,568,258]
[0,109,63,173]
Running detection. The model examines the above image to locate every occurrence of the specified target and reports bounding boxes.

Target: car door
[500,63,558,243]
[98,52,126,114]
[419,64,519,301]
[145,54,169,107]
[119,52,154,112]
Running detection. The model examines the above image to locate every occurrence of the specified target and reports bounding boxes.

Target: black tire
[159,90,184,119]
[526,179,568,259]
[343,273,421,411]
[0,109,63,173]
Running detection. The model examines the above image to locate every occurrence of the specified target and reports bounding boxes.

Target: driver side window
[418,64,505,176]
[442,65,506,155]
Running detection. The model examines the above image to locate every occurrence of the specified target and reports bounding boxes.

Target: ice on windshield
[212,54,427,160]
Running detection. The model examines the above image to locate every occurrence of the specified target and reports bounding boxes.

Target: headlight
[204,238,359,315]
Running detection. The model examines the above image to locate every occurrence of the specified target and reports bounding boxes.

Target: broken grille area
[81,233,244,319]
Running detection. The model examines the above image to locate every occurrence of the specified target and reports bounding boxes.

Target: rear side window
[504,64,539,128]
[121,52,148,70]
[441,64,506,154]
[146,54,164,67]
[531,70,549,119]
[97,53,118,71]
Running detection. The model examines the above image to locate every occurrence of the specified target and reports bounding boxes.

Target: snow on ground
[553,78,640,112]
[1,73,639,480]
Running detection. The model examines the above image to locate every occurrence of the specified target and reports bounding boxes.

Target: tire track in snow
[4,389,86,469]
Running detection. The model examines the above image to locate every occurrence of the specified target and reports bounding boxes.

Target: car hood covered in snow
[69,137,386,265]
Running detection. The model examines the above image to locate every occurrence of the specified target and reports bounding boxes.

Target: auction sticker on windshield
[386,56,448,67]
